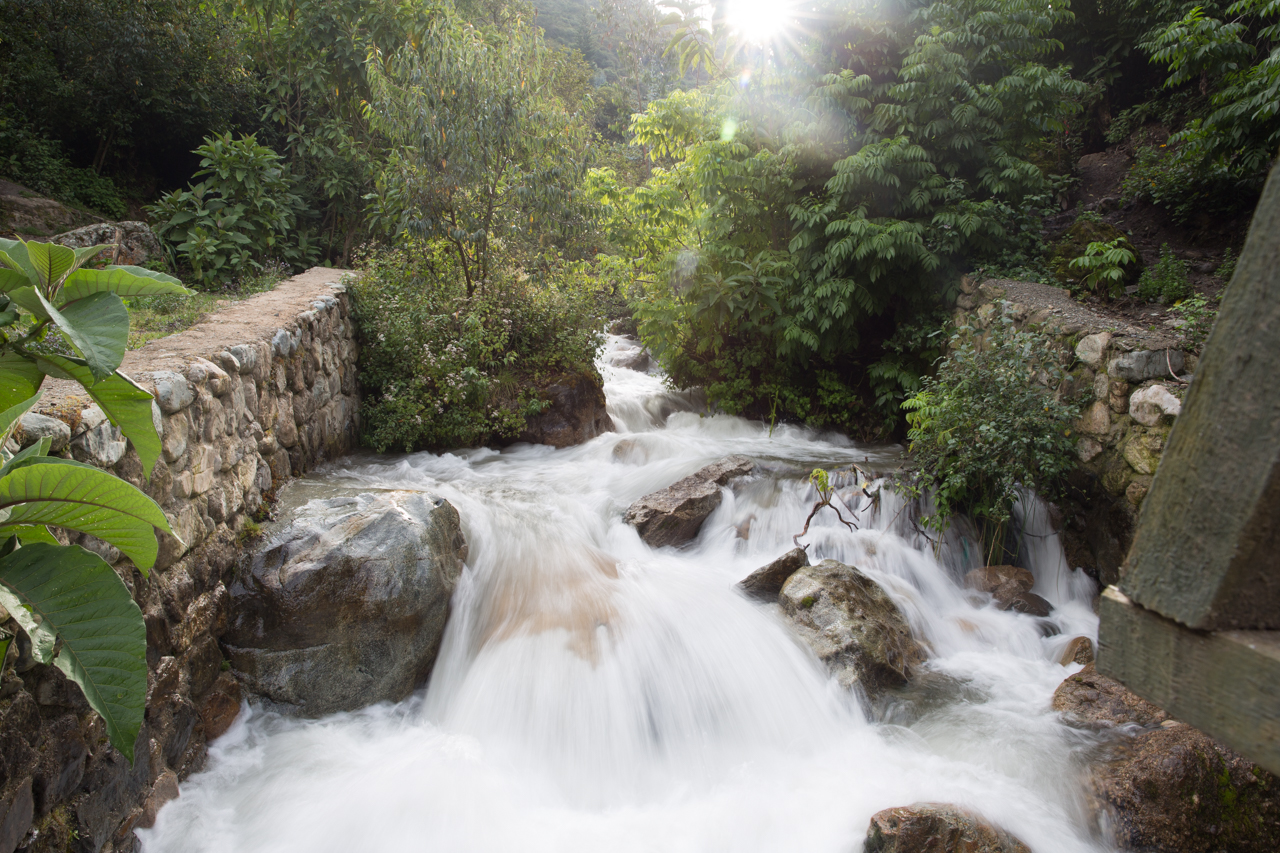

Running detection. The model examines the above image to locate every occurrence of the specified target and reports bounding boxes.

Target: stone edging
[0,268,361,853]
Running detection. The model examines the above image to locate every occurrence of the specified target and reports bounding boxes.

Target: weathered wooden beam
[1120,163,1280,630]
[1098,586,1280,775]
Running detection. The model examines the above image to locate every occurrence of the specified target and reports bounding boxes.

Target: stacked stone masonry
[0,269,360,853]
[954,278,1195,585]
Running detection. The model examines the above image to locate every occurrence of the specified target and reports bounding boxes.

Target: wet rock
[1128,384,1182,427]
[1108,349,1185,383]
[225,489,468,716]
[1053,663,1167,728]
[611,346,650,371]
[737,547,808,601]
[779,560,926,697]
[624,456,754,548]
[965,565,1033,608]
[50,221,163,266]
[1058,636,1095,666]
[1006,591,1052,617]
[1092,724,1280,852]
[198,672,242,742]
[864,803,1031,853]
[515,372,613,448]
[15,413,70,453]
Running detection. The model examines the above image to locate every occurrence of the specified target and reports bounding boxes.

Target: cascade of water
[139,335,1111,853]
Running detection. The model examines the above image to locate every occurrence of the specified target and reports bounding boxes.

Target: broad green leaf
[0,437,51,477]
[69,244,114,274]
[0,543,146,761]
[24,241,77,291]
[0,239,34,286]
[31,355,161,477]
[0,353,45,412]
[0,269,28,294]
[43,290,129,380]
[0,582,56,663]
[0,460,172,572]
[0,524,60,546]
[7,287,49,321]
[60,266,190,305]
[0,392,41,447]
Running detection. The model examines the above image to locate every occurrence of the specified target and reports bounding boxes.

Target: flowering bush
[349,240,603,451]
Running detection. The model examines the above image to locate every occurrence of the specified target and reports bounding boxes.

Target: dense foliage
[590,0,1086,436]
[0,237,189,760]
[149,134,318,286]
[900,318,1080,561]
[350,241,602,451]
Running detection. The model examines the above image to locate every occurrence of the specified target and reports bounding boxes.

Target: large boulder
[224,489,467,716]
[1054,665,1280,851]
[51,221,164,266]
[864,803,1031,853]
[624,456,754,547]
[779,560,926,697]
[1092,724,1280,852]
[516,371,613,448]
[738,547,808,601]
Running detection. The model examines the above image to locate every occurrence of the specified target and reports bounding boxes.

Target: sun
[725,0,796,44]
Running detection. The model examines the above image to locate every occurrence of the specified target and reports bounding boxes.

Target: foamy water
[140,335,1109,853]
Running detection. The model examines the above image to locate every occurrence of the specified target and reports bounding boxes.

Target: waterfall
[139,334,1110,853]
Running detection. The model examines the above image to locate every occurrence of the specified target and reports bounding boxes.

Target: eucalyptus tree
[364,14,594,295]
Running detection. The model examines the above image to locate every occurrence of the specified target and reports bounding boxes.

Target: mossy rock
[1048,217,1144,290]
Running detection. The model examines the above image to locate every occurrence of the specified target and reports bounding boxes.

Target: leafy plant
[1136,243,1193,303]
[349,239,604,452]
[793,467,857,547]
[0,237,190,761]
[899,317,1080,563]
[1070,239,1138,298]
[590,0,1088,436]
[1216,247,1239,282]
[0,112,127,219]
[149,134,317,287]
[364,13,595,296]
[1170,293,1219,351]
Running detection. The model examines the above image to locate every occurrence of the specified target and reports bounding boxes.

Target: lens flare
[726,0,795,43]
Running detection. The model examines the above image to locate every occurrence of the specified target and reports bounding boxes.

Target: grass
[126,262,291,349]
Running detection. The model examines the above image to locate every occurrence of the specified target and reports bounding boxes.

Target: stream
[140,334,1109,853]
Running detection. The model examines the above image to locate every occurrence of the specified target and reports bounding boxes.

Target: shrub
[148,134,317,288]
[1136,244,1193,303]
[1169,293,1218,351]
[1049,216,1141,295]
[350,240,604,452]
[1120,143,1263,224]
[900,317,1080,562]
[1070,239,1138,299]
[1216,247,1238,282]
[0,113,127,219]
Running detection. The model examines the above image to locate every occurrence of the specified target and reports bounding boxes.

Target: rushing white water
[141,335,1110,853]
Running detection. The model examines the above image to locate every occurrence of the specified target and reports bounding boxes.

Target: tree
[0,238,189,761]
[364,13,594,294]
[589,0,1085,434]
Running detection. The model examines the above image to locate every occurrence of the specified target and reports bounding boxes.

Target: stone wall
[953,277,1196,586]
[0,268,360,853]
